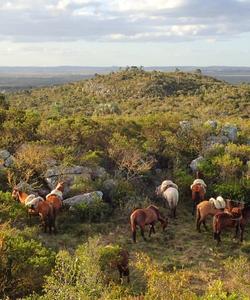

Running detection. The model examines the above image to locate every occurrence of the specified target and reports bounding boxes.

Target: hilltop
[7,68,250,118]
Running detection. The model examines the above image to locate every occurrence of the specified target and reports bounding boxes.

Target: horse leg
[173,206,177,218]
[140,226,147,241]
[240,224,244,242]
[196,209,202,232]
[149,224,156,237]
[234,223,239,239]
[203,220,208,231]
[217,232,221,246]
[192,201,196,216]
[132,230,136,243]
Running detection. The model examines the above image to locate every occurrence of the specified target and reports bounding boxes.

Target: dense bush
[0,224,55,299]
[74,197,111,222]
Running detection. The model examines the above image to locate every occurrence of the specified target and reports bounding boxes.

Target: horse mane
[147,205,160,218]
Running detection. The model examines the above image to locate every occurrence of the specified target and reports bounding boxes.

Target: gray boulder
[4,155,15,167]
[0,150,11,160]
[179,121,191,130]
[63,191,103,208]
[0,149,15,168]
[222,124,238,142]
[204,135,229,151]
[45,165,92,194]
[190,156,204,172]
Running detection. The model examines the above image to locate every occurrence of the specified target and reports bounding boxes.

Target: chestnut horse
[196,199,240,232]
[12,187,56,233]
[12,187,39,222]
[191,183,206,215]
[130,205,168,243]
[46,182,64,217]
[213,205,250,245]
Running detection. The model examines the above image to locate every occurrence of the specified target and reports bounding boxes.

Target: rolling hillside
[7,68,250,118]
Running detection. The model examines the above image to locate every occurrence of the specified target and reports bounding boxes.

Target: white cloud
[0,0,249,43]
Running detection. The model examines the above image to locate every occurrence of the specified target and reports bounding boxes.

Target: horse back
[46,195,62,211]
[130,208,156,226]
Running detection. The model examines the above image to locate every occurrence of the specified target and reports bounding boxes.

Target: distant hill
[1,66,250,93]
[7,67,250,118]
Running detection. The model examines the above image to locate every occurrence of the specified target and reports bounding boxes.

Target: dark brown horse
[191,184,205,215]
[112,249,130,283]
[213,205,250,245]
[130,205,168,243]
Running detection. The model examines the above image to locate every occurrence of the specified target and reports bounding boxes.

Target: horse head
[155,185,162,197]
[12,186,20,201]
[55,181,65,192]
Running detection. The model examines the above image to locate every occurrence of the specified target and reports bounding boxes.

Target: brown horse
[130,205,168,243]
[46,182,64,216]
[12,187,56,233]
[196,199,241,232]
[213,206,250,245]
[12,187,39,222]
[191,184,205,215]
[110,249,130,283]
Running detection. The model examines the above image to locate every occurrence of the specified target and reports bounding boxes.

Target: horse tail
[196,206,201,227]
[213,214,219,240]
[130,213,137,242]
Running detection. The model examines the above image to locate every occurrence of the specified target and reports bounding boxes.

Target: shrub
[74,197,111,222]
[0,191,26,222]
[41,237,127,300]
[202,280,240,300]
[214,180,249,202]
[0,224,55,299]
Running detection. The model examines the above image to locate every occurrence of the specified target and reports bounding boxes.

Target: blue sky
[1,0,250,66]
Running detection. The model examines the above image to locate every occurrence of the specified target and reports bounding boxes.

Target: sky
[1,0,250,66]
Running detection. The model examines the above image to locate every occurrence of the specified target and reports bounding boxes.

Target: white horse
[156,181,179,218]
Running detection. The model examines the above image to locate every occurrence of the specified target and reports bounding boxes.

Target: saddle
[209,197,226,210]
[46,189,63,200]
[160,180,178,193]
[190,179,207,193]
[25,195,44,209]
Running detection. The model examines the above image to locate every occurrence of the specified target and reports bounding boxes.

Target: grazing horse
[156,182,179,218]
[213,206,249,245]
[110,249,130,283]
[46,182,64,216]
[130,205,168,243]
[12,187,56,233]
[190,179,206,215]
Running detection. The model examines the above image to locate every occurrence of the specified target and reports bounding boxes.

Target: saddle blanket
[160,180,178,193]
[209,197,226,209]
[25,195,44,208]
[46,189,63,200]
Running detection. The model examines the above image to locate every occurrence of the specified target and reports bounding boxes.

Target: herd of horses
[130,178,250,245]
[12,178,250,245]
[12,182,64,234]
[10,177,250,283]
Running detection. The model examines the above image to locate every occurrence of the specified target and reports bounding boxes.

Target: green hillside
[8,68,250,118]
[0,68,250,299]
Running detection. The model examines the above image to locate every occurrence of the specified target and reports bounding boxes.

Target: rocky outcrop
[45,165,92,194]
[221,124,238,142]
[190,156,205,172]
[63,191,103,208]
[0,149,14,168]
